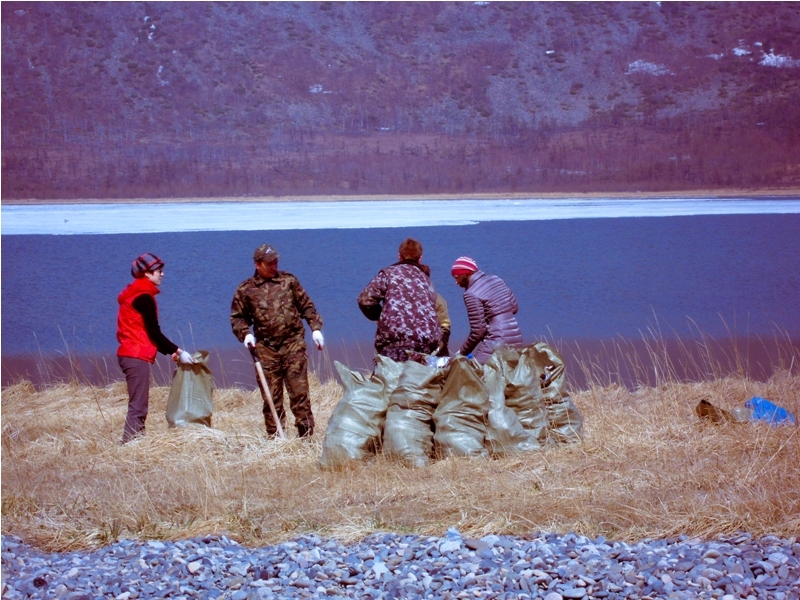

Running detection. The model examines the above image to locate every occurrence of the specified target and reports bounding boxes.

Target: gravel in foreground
[2,530,799,600]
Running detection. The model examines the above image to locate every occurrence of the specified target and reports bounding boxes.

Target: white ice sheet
[3,197,800,235]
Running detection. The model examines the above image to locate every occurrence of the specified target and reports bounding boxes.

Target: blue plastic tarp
[745,396,796,426]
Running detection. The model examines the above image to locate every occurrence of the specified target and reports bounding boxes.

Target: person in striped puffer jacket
[451,256,524,364]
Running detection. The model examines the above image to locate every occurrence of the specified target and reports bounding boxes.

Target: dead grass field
[2,361,799,553]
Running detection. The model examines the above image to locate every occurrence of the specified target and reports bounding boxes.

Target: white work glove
[312,330,324,351]
[176,350,194,364]
[243,333,256,348]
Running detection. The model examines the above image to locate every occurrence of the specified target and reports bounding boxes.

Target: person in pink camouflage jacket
[358,238,443,363]
[451,256,524,364]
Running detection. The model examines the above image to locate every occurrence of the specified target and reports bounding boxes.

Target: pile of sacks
[319,343,583,470]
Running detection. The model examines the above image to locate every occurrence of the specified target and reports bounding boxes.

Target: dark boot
[264,414,285,438]
[297,420,314,439]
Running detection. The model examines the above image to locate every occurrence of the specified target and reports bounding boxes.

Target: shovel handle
[248,344,286,440]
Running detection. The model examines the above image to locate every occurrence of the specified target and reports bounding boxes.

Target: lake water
[2,198,799,388]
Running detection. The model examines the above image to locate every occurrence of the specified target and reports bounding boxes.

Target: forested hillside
[3,1,800,200]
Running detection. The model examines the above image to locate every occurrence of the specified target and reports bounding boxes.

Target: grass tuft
[2,365,799,552]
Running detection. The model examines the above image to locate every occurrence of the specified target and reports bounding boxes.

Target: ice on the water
[2,197,800,236]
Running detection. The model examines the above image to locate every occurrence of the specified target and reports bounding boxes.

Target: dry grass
[2,367,799,553]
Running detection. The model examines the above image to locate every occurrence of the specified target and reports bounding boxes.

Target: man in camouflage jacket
[358,238,442,363]
[230,244,324,438]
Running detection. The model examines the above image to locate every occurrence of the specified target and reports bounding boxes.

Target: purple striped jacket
[459,270,523,364]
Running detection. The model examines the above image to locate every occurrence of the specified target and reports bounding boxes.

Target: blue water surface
[2,213,798,365]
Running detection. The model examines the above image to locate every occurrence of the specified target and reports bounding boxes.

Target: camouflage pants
[254,336,314,436]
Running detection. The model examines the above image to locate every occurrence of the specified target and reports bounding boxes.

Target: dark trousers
[254,337,314,436]
[118,355,151,443]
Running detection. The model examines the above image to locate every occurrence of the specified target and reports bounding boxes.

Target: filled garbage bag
[544,393,583,445]
[745,396,796,426]
[321,341,583,465]
[531,343,566,403]
[318,357,403,470]
[433,356,489,459]
[496,346,548,438]
[483,350,540,455]
[383,360,446,468]
[166,350,213,428]
[531,343,583,445]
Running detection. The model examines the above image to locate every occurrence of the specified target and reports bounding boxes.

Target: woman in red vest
[117,253,194,443]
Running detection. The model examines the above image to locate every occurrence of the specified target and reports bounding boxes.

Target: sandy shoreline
[4,188,800,205]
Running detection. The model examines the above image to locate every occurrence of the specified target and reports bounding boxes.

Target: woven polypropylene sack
[318,357,403,470]
[383,360,446,468]
[531,342,567,404]
[544,394,583,445]
[483,350,540,455]
[433,356,489,458]
[166,350,213,428]
[497,345,548,439]
[531,343,584,445]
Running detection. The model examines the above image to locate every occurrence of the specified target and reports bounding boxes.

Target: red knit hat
[451,256,478,276]
[131,253,165,278]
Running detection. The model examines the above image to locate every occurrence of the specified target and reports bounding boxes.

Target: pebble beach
[3,530,799,600]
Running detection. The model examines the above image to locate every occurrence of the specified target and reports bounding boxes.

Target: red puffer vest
[117,277,160,362]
